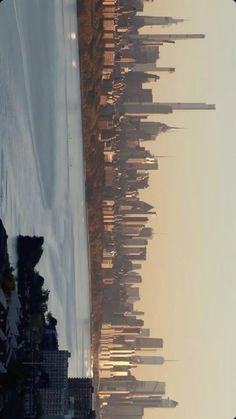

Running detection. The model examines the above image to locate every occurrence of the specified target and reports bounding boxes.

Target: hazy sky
[134,1,236,419]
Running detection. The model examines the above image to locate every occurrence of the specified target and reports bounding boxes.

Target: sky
[133,1,236,419]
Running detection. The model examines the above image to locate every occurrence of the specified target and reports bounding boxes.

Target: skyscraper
[132,355,165,365]
[123,102,215,115]
[135,337,163,349]
[39,351,70,416]
[132,380,166,395]
[130,33,205,41]
[131,16,184,27]
[68,378,94,419]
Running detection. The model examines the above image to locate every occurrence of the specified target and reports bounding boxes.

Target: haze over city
[135,1,236,419]
[95,1,234,418]
[0,0,235,418]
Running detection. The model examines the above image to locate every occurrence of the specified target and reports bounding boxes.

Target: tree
[2,272,15,294]
[46,312,57,328]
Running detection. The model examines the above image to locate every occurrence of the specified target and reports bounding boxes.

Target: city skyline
[0,0,234,418]
[97,1,229,418]
[135,1,236,419]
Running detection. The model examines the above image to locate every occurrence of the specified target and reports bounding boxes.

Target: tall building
[102,405,144,417]
[128,396,178,408]
[135,337,163,349]
[137,121,174,140]
[154,67,175,72]
[68,378,94,419]
[41,350,70,388]
[101,396,178,415]
[127,62,160,74]
[123,102,215,114]
[119,0,145,12]
[132,380,166,395]
[99,378,165,395]
[40,388,68,417]
[130,33,205,41]
[128,63,175,72]
[123,103,173,115]
[132,355,165,365]
[131,16,184,28]
[40,351,70,416]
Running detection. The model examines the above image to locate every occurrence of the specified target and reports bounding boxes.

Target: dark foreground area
[0,224,56,418]
[0,222,96,419]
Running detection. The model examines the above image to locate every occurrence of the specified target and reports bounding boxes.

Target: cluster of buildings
[0,222,95,419]
[32,350,95,419]
[97,0,215,418]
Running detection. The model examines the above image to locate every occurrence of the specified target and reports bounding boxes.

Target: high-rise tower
[132,355,165,365]
[130,33,205,41]
[135,337,163,349]
[128,63,175,73]
[131,16,184,28]
[123,102,216,115]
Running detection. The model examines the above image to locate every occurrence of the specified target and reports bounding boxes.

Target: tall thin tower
[123,102,216,114]
[130,33,205,41]
[131,16,184,27]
